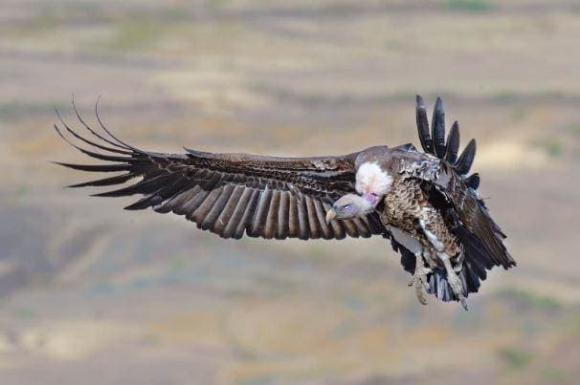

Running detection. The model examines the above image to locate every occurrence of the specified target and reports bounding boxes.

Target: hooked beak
[325,208,337,223]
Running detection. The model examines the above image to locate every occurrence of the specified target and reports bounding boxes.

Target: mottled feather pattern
[380,176,460,261]
[404,96,515,301]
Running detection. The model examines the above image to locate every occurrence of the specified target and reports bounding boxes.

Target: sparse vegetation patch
[497,346,533,369]
[445,0,494,13]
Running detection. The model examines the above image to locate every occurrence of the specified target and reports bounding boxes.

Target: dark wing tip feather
[124,194,164,210]
[53,161,129,173]
[70,99,129,152]
[445,121,460,164]
[431,96,446,158]
[93,100,144,154]
[415,94,433,154]
[464,173,480,190]
[67,173,136,188]
[456,139,476,175]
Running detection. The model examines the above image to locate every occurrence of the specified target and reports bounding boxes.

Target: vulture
[54,96,515,309]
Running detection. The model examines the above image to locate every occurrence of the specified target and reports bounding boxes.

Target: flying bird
[54,96,515,309]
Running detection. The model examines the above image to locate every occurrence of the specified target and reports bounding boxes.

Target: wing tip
[434,96,444,110]
[416,94,425,107]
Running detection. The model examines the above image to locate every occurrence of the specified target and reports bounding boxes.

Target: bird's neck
[362,193,380,207]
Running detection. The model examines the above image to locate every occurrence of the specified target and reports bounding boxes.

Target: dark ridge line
[4,2,579,30]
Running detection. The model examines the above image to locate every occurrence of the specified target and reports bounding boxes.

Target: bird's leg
[408,253,431,305]
[438,252,468,310]
[453,251,465,273]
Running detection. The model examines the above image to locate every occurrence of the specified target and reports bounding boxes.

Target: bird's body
[351,149,467,305]
[54,96,515,309]
[381,174,461,260]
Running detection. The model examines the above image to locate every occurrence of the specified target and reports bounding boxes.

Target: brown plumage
[381,175,460,260]
[54,96,515,308]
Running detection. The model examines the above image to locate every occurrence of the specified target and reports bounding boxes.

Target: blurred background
[1,0,579,384]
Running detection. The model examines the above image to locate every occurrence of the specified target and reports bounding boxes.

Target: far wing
[416,95,478,187]
[397,96,516,302]
[413,95,514,270]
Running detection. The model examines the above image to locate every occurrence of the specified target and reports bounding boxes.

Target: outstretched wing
[54,105,383,240]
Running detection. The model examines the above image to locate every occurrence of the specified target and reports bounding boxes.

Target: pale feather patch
[387,225,423,256]
[419,219,444,252]
[355,162,393,195]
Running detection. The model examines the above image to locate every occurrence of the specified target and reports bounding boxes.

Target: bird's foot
[446,270,468,311]
[409,274,428,305]
[438,252,468,311]
[408,266,431,306]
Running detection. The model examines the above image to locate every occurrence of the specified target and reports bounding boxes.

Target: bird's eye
[343,204,352,212]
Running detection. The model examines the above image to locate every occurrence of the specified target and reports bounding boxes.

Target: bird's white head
[355,161,393,196]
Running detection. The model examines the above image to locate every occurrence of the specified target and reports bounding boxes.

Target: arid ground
[0,1,579,384]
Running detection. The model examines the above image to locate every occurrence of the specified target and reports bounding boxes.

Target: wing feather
[444,121,460,163]
[191,187,222,226]
[238,190,260,239]
[314,199,333,239]
[287,194,299,238]
[203,184,235,231]
[304,195,321,239]
[276,191,290,239]
[416,95,433,154]
[455,139,477,176]
[264,190,280,239]
[213,185,244,235]
[431,97,447,158]
[296,194,310,240]
[221,187,253,239]
[249,189,272,237]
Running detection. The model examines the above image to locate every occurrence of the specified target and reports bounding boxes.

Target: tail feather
[425,260,483,303]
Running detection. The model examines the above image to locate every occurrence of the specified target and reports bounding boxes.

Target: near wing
[54,106,383,240]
